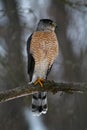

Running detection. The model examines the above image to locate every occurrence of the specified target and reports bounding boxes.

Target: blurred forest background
[0,0,87,130]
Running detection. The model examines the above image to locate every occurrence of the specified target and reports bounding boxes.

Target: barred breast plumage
[30,31,58,71]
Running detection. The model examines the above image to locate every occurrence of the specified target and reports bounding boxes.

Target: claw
[34,78,44,87]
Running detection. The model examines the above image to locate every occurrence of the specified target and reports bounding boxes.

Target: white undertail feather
[32,59,49,83]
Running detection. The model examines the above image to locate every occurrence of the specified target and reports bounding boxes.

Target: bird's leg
[34,78,45,87]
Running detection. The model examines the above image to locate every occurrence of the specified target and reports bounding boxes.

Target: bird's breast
[30,31,59,78]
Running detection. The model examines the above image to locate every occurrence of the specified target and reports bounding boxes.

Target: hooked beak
[52,22,56,27]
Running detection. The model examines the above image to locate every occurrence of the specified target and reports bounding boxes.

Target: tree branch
[0,80,87,103]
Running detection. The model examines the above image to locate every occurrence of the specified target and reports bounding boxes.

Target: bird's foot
[34,78,45,87]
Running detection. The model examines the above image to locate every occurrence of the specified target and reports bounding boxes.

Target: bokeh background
[0,0,87,130]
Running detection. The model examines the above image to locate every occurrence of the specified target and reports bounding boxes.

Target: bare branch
[0,80,87,103]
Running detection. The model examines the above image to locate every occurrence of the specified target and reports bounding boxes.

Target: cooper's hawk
[27,19,59,116]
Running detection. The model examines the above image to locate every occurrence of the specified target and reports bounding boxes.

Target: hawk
[27,19,59,116]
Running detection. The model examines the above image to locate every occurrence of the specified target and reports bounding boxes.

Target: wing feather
[27,34,35,81]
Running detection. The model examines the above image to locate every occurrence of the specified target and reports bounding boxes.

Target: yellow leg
[34,78,44,87]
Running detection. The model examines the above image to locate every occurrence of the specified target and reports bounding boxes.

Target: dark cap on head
[37,19,57,31]
[40,19,54,23]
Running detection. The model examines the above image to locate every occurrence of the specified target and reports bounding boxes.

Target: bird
[27,19,59,116]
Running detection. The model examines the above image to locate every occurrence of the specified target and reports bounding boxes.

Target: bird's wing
[27,34,35,81]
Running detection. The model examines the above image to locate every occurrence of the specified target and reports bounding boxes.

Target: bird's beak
[52,22,56,27]
[52,22,58,29]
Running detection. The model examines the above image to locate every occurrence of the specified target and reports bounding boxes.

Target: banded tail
[32,92,48,116]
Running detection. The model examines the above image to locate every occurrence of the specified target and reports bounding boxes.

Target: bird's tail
[32,92,48,116]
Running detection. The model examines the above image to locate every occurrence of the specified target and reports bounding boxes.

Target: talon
[34,78,44,87]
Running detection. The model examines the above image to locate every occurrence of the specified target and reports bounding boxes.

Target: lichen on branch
[0,80,87,103]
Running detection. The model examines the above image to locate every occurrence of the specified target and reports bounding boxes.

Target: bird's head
[37,19,57,31]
